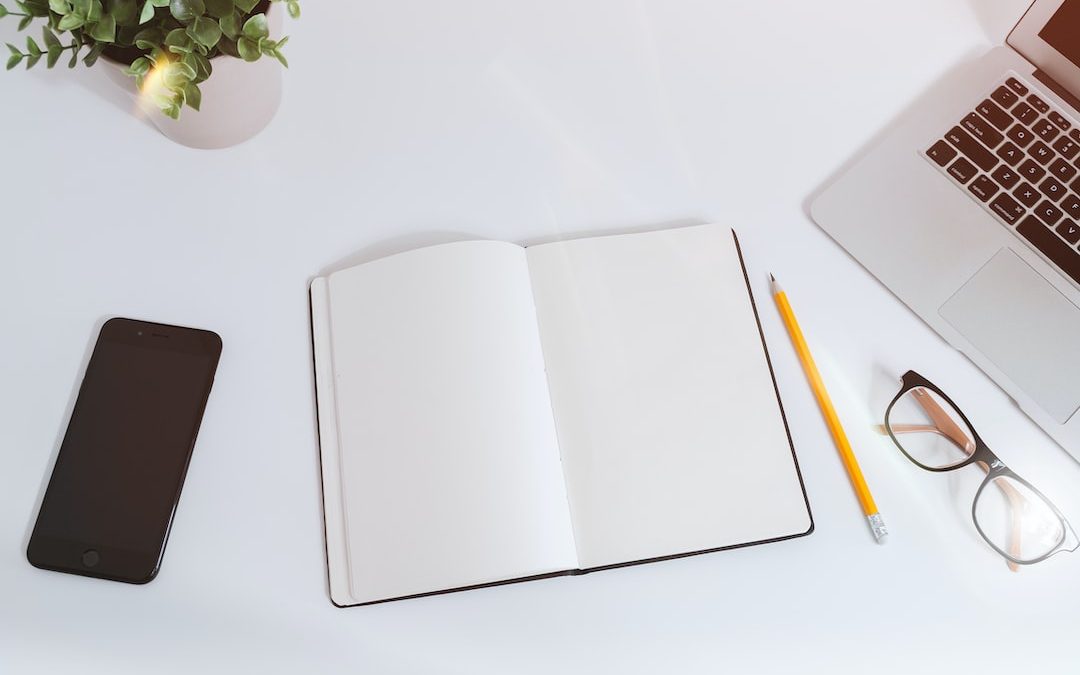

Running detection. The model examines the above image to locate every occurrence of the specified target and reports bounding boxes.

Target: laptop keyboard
[924,74,1080,285]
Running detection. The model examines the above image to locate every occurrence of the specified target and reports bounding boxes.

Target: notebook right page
[526,225,812,570]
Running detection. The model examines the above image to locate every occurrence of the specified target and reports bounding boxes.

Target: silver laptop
[811,0,1080,458]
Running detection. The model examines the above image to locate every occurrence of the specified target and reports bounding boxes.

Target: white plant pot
[101,9,283,149]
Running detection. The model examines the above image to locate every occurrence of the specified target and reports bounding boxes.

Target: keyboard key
[945,126,998,171]
[1050,158,1078,182]
[992,86,1019,108]
[1019,159,1047,182]
[1056,219,1080,244]
[1049,112,1072,131]
[1062,194,1080,220]
[1040,176,1067,201]
[962,112,1005,148]
[1017,216,1080,285]
[996,141,1024,166]
[948,157,978,184]
[1035,199,1064,226]
[976,99,1013,131]
[1053,135,1079,160]
[1006,77,1029,96]
[1013,102,1039,125]
[1028,94,1050,114]
[969,175,1000,202]
[1014,181,1041,207]
[1008,124,1035,147]
[1074,175,1080,193]
[1030,141,1056,165]
[990,192,1026,224]
[992,165,1021,189]
[927,139,957,167]
[1034,119,1061,142]
[1071,129,1080,143]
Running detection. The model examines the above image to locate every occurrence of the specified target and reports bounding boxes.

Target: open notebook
[310,224,812,606]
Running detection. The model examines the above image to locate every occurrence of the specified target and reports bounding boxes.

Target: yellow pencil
[770,274,887,544]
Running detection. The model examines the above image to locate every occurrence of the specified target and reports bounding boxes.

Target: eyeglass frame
[883,370,1079,567]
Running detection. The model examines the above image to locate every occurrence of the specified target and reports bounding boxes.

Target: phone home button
[81,549,100,568]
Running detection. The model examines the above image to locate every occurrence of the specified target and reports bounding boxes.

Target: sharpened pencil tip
[769,273,775,282]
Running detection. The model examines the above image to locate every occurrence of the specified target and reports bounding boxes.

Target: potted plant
[1,0,299,147]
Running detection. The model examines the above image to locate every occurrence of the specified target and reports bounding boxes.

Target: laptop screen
[1039,1,1080,66]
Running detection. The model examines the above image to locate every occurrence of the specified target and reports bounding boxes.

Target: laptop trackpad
[940,249,1080,424]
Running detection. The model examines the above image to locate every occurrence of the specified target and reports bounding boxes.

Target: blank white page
[325,241,577,604]
[526,225,811,569]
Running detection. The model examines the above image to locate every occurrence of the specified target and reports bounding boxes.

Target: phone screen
[28,318,221,583]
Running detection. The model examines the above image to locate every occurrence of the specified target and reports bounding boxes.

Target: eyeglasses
[882,370,1078,569]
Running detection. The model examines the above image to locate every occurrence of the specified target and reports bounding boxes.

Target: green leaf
[87,13,113,40]
[203,0,229,18]
[47,0,66,12]
[6,52,22,69]
[218,11,238,39]
[164,26,192,52]
[109,0,137,25]
[0,4,8,18]
[272,47,285,67]
[232,0,254,12]
[138,0,154,22]
[182,80,200,110]
[67,37,78,66]
[6,42,18,54]
[25,35,40,55]
[45,42,60,66]
[187,14,219,47]
[174,59,194,78]
[57,12,84,29]
[286,0,298,19]
[133,26,162,48]
[82,40,102,64]
[25,50,40,67]
[42,25,59,47]
[17,13,30,28]
[168,0,203,22]
[86,0,101,21]
[236,34,257,61]
[240,11,265,39]
[125,54,149,74]
[71,0,89,15]
[192,49,209,80]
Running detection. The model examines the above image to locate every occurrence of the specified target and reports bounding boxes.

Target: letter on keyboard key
[1056,219,1080,244]
[1030,141,1055,165]
[1049,112,1072,131]
[1019,159,1047,182]
[1017,216,1080,285]
[927,140,957,167]
[996,142,1024,166]
[1013,102,1039,125]
[945,127,998,171]
[1041,177,1066,201]
[1014,182,1041,207]
[1050,158,1078,182]
[1036,200,1064,226]
[1063,195,1080,220]
[990,193,1025,224]
[992,165,1020,189]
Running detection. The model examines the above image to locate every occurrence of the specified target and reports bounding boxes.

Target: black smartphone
[27,318,222,584]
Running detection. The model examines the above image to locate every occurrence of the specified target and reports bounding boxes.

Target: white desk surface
[4,1,1080,672]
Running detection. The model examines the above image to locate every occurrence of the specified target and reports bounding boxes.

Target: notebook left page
[314,241,577,605]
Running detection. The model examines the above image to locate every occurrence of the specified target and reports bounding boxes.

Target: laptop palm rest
[940,249,1080,424]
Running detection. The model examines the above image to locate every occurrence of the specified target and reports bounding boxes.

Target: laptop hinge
[1033,70,1080,114]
